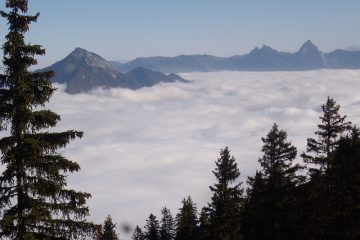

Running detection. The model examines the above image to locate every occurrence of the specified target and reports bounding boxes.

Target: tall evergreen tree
[132,225,145,240]
[160,207,175,240]
[0,0,95,239]
[300,98,352,239]
[242,171,267,240]
[301,97,351,175]
[197,208,211,240]
[207,147,243,240]
[298,127,360,240]
[175,196,198,240]
[259,124,301,181]
[98,215,119,240]
[144,214,160,240]
[244,124,302,240]
[323,127,360,240]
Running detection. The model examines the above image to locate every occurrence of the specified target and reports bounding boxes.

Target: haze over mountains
[41,40,360,94]
[42,48,188,94]
[114,40,360,73]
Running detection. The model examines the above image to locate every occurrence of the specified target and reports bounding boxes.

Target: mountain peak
[298,40,321,54]
[260,44,273,50]
[43,48,189,94]
[249,44,277,56]
[73,47,87,52]
[66,47,111,69]
[250,47,260,54]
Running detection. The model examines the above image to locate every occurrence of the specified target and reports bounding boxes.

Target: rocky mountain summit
[42,48,187,94]
[40,41,360,94]
[114,40,360,73]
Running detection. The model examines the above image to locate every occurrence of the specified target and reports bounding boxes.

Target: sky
[29,69,359,238]
[1,0,360,67]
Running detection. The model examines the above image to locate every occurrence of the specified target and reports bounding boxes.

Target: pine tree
[250,124,302,240]
[197,208,211,240]
[207,147,243,240]
[175,196,198,240]
[160,207,175,240]
[98,215,119,240]
[144,214,160,240]
[0,0,95,239]
[242,171,267,240]
[300,98,351,239]
[259,124,301,180]
[132,225,145,240]
[301,97,351,175]
[324,127,360,240]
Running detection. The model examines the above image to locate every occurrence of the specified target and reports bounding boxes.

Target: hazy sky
[1,0,360,67]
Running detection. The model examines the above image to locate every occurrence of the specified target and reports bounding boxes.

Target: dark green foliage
[132,225,145,240]
[175,196,198,240]
[132,98,359,240]
[98,215,119,240]
[207,147,243,240]
[299,98,352,239]
[197,208,211,240]
[0,0,95,239]
[242,171,267,240]
[160,207,175,240]
[301,97,351,175]
[295,128,360,240]
[326,128,360,240]
[144,214,160,240]
[243,124,303,240]
[302,127,360,240]
[259,123,298,175]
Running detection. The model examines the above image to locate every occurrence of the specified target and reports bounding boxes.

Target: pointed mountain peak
[250,46,260,54]
[66,47,112,69]
[250,44,277,55]
[73,47,87,52]
[298,40,321,54]
[303,39,315,46]
[260,44,278,53]
[68,47,96,57]
[260,44,273,50]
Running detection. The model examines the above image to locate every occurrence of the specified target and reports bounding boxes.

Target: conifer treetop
[160,207,176,240]
[208,147,244,240]
[99,215,119,240]
[132,225,145,240]
[0,1,96,239]
[212,147,240,186]
[301,97,352,174]
[145,213,160,240]
[259,123,298,178]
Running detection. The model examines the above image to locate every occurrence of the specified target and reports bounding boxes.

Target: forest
[0,1,358,240]
[119,97,358,240]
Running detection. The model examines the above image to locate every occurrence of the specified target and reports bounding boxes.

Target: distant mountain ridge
[42,48,188,94]
[114,40,360,73]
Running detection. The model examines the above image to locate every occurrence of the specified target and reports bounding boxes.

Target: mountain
[116,54,225,73]
[224,45,293,71]
[324,50,360,69]
[113,40,360,73]
[294,40,327,69]
[125,67,188,89]
[42,48,187,94]
[346,46,360,51]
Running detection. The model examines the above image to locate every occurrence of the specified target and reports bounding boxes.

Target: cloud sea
[4,69,360,236]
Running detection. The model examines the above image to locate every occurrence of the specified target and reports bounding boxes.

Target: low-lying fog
[11,70,360,235]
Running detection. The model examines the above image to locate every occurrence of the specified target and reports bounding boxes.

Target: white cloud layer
[3,70,360,237]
